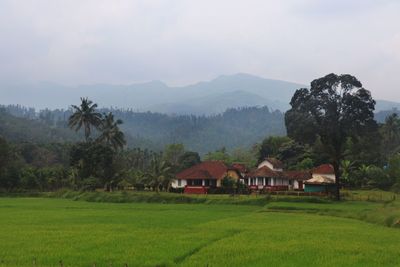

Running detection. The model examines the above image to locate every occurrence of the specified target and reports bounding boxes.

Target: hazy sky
[0,0,399,100]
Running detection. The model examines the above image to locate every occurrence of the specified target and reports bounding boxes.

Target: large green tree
[68,98,102,141]
[285,73,377,200]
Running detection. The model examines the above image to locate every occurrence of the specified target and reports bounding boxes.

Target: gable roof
[283,170,312,180]
[246,166,281,178]
[265,158,284,169]
[312,164,335,175]
[176,161,228,180]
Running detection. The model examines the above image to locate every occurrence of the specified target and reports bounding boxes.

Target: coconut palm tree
[146,157,172,193]
[68,98,102,141]
[97,112,126,151]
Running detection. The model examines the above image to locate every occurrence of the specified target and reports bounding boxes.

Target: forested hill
[0,105,285,154]
[0,109,79,143]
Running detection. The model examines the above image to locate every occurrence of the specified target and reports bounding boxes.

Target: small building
[304,175,336,193]
[304,164,337,193]
[312,164,336,181]
[172,161,241,194]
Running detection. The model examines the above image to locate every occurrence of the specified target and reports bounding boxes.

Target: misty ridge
[2,73,399,116]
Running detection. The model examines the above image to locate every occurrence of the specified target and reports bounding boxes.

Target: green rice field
[0,194,400,266]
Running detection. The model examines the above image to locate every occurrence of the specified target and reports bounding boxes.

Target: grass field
[0,194,400,266]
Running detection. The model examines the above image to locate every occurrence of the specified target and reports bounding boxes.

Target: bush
[169,188,184,193]
[391,183,400,194]
[80,176,99,191]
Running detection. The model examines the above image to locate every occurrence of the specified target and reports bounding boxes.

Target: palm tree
[146,157,172,193]
[68,98,102,141]
[358,164,371,187]
[340,160,354,185]
[97,112,126,151]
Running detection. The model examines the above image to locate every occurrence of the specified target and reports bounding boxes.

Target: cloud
[0,0,399,99]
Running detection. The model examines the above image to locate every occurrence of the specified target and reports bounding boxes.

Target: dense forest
[0,104,285,154]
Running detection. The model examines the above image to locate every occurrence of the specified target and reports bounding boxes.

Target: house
[312,164,336,181]
[304,164,336,193]
[244,158,310,191]
[258,158,283,171]
[174,158,337,194]
[172,161,241,194]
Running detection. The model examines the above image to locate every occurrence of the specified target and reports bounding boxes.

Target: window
[178,179,182,187]
[193,179,202,186]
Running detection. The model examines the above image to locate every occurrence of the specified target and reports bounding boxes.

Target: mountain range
[1,73,399,115]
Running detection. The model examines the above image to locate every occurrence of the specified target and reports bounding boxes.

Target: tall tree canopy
[68,97,102,141]
[97,112,126,151]
[285,73,377,200]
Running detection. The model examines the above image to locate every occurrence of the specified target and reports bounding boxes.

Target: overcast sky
[0,0,399,100]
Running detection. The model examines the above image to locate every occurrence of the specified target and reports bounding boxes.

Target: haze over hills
[1,73,399,115]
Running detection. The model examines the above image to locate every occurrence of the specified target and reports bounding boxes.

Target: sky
[0,0,399,100]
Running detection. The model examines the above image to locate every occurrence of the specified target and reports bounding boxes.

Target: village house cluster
[172,158,336,194]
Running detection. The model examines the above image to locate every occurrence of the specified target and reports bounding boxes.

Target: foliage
[204,147,231,162]
[2,104,286,154]
[295,158,314,170]
[96,112,126,151]
[177,151,201,171]
[70,141,116,190]
[258,136,291,162]
[68,97,102,141]
[380,113,400,159]
[285,73,377,199]
[145,157,173,193]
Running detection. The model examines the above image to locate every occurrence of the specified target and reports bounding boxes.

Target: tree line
[0,98,201,192]
[1,104,286,154]
[1,74,400,197]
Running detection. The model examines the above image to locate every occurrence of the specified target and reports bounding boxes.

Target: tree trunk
[333,161,341,201]
[155,183,160,194]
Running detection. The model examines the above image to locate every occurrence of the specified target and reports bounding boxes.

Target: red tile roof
[283,170,312,180]
[312,164,335,175]
[247,167,311,180]
[176,161,228,180]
